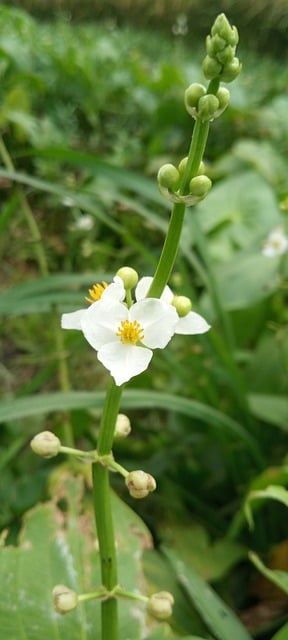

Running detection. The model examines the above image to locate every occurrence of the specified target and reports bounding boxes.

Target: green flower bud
[211,13,234,43]
[216,44,235,65]
[147,591,174,620]
[196,161,206,175]
[206,34,226,56]
[172,295,192,317]
[114,413,131,438]
[116,266,138,289]
[216,87,230,112]
[197,94,220,121]
[202,55,222,80]
[157,164,180,191]
[125,470,156,499]
[221,57,242,82]
[53,585,78,615]
[184,83,206,117]
[178,156,188,175]
[189,175,212,198]
[30,431,61,458]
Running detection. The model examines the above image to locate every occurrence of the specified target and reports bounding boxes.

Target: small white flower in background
[262,227,288,258]
[61,277,178,386]
[74,214,94,231]
[135,277,210,335]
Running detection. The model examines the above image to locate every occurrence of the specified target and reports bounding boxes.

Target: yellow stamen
[85,282,108,304]
[116,319,144,345]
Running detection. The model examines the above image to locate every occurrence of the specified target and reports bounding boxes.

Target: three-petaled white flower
[262,227,288,258]
[135,277,210,335]
[62,277,178,385]
[61,275,210,386]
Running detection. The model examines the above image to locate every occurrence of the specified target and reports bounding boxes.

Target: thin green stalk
[0,135,49,277]
[147,118,210,299]
[92,380,123,640]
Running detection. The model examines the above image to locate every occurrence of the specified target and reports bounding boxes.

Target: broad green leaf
[249,551,288,595]
[248,394,288,430]
[244,485,288,529]
[164,548,252,640]
[0,390,261,461]
[0,470,152,640]
[271,622,288,640]
[195,171,281,262]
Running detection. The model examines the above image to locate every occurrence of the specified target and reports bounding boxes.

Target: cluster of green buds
[157,158,211,206]
[203,13,241,83]
[185,82,230,122]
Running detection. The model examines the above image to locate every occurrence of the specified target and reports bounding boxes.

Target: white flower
[61,276,125,330]
[135,277,210,336]
[62,280,178,385]
[74,214,94,231]
[262,227,288,257]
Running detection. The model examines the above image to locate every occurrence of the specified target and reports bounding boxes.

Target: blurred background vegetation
[0,1,288,639]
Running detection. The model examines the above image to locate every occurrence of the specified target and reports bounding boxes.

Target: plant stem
[147,117,210,298]
[92,379,123,640]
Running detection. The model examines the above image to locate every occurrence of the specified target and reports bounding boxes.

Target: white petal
[130,298,178,348]
[102,276,126,303]
[98,342,152,385]
[81,300,128,351]
[61,309,86,330]
[175,311,211,335]
[135,277,173,303]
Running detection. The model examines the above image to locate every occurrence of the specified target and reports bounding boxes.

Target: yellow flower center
[116,319,144,344]
[85,282,108,304]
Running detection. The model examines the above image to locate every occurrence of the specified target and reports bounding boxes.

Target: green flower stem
[59,446,97,459]
[114,587,148,603]
[147,117,210,299]
[92,379,123,640]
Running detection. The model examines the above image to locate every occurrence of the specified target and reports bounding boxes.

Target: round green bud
[216,44,235,65]
[53,585,78,615]
[178,156,188,175]
[211,13,234,43]
[197,94,220,121]
[172,295,192,317]
[147,591,174,620]
[202,55,222,80]
[30,431,61,458]
[189,175,212,198]
[196,161,206,176]
[221,57,242,82]
[125,470,156,499]
[184,83,206,116]
[114,413,131,438]
[216,87,230,112]
[157,164,180,191]
[116,266,138,289]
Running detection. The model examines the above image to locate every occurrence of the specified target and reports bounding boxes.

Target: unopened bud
[115,413,131,438]
[197,94,219,121]
[53,585,78,614]
[157,164,180,191]
[202,55,222,80]
[221,57,242,82]
[30,431,61,458]
[184,83,206,117]
[216,87,230,114]
[217,44,234,65]
[211,13,235,43]
[125,470,156,499]
[189,175,212,198]
[116,267,138,289]
[172,295,192,317]
[147,591,174,620]
[178,156,188,175]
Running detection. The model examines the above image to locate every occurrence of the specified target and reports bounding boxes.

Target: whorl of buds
[185,84,230,122]
[203,13,241,83]
[147,591,174,620]
[30,431,61,458]
[52,585,78,614]
[157,159,212,207]
[125,470,156,499]
[116,266,139,289]
[172,295,192,317]
[114,413,131,438]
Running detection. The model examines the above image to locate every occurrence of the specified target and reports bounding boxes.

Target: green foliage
[1,5,288,640]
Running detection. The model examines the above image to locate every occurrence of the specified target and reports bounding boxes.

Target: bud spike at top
[202,13,241,83]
